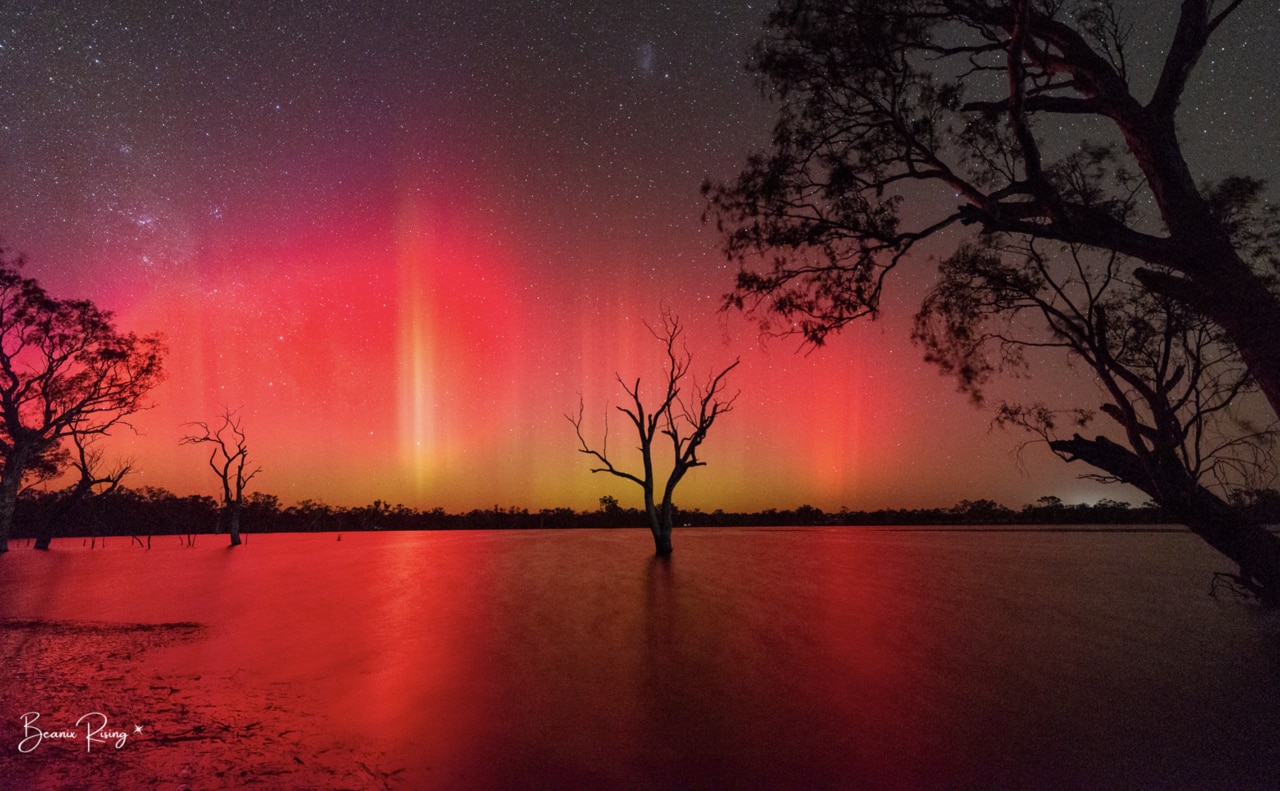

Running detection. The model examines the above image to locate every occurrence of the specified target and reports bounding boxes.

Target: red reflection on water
[347,530,951,788]
[3,529,1279,789]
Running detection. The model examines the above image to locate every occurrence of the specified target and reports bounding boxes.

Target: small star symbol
[133,724,145,735]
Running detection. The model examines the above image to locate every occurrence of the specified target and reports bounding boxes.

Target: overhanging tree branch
[707,0,1280,416]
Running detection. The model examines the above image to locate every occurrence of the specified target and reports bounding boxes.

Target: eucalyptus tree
[0,254,165,552]
[705,0,1280,417]
[704,0,1280,599]
[914,237,1280,601]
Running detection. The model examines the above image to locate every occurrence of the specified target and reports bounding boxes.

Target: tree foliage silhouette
[182,407,261,547]
[569,312,739,555]
[705,0,1280,598]
[704,0,1280,416]
[0,252,164,552]
[914,236,1280,601]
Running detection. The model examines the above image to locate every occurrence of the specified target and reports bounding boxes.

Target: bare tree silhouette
[569,312,739,555]
[33,431,133,550]
[182,408,261,547]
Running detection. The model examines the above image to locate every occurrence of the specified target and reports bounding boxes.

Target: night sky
[3,1,1277,513]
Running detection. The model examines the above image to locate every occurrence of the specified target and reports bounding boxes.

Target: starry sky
[2,1,1277,513]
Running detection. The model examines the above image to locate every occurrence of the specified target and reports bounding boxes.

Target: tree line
[11,487,1280,544]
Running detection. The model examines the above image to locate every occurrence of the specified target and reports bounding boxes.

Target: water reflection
[3,529,1280,788]
[636,552,741,787]
[639,552,678,772]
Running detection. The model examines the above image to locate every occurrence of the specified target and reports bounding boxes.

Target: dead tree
[181,408,261,547]
[34,431,132,550]
[569,312,739,555]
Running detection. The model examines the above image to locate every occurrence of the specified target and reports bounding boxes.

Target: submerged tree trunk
[1168,488,1280,603]
[650,522,673,556]
[644,490,673,556]
[33,504,68,551]
[35,482,92,551]
[0,444,34,553]
[0,474,17,554]
[1052,434,1280,604]
[226,505,242,547]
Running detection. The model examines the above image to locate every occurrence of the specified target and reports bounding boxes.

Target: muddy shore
[0,618,402,790]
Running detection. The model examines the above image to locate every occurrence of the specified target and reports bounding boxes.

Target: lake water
[3,527,1280,788]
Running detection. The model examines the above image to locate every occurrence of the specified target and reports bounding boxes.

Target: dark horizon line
[16,487,1280,544]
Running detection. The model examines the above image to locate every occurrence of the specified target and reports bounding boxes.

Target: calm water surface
[3,527,1280,788]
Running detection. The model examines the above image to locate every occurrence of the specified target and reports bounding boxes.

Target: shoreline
[0,618,400,790]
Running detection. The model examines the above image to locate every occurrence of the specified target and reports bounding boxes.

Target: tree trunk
[646,510,673,555]
[1135,264,1280,423]
[0,471,18,553]
[1123,106,1280,420]
[35,482,92,551]
[34,514,58,551]
[0,443,34,553]
[1171,488,1280,604]
[227,505,242,547]
[1202,279,1280,426]
[1052,434,1280,604]
[645,498,674,556]
[651,526,673,556]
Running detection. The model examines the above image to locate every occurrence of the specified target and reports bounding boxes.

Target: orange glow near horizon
[46,168,1121,517]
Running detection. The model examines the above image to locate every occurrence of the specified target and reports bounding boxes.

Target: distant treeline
[12,487,1280,543]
